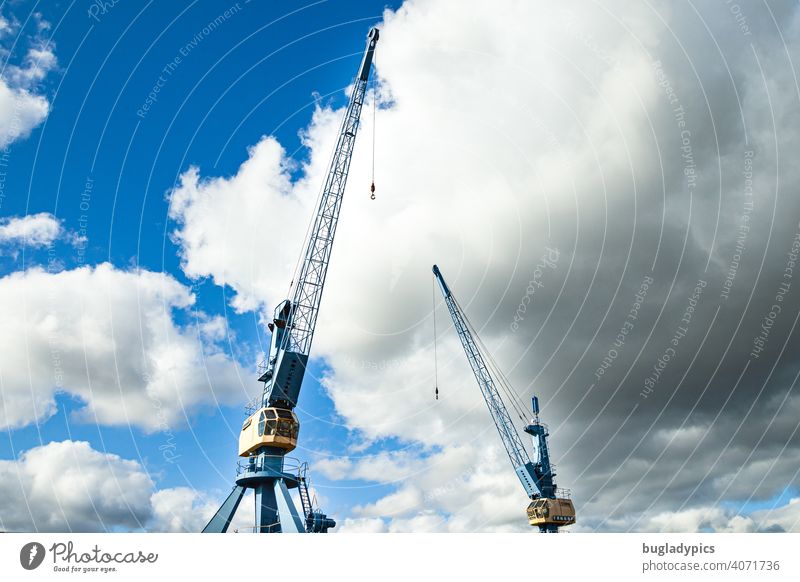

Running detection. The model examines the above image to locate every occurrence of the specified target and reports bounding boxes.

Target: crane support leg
[201,485,246,533]
[254,479,305,533]
[255,482,280,533]
[275,480,305,533]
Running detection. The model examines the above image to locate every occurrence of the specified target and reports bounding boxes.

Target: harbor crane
[202,27,380,533]
[432,265,576,532]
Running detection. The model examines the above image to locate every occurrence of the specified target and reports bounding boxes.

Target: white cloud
[0,440,224,532]
[0,440,153,532]
[0,212,62,247]
[148,486,219,533]
[168,0,800,532]
[316,450,428,483]
[19,46,57,84]
[640,506,756,533]
[0,80,49,147]
[353,486,424,519]
[0,15,13,39]
[320,443,529,532]
[752,498,800,533]
[336,517,388,532]
[0,13,57,147]
[168,138,307,314]
[626,500,800,533]
[0,263,250,431]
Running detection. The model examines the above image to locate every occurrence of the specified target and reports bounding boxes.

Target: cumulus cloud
[168,138,307,314]
[0,212,62,247]
[316,450,428,483]
[751,497,800,532]
[169,0,800,532]
[620,498,800,533]
[0,440,222,532]
[0,15,12,38]
[148,487,220,533]
[0,263,249,431]
[0,12,56,147]
[0,80,49,147]
[0,440,152,532]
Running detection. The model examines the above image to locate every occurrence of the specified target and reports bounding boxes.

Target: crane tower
[202,28,380,533]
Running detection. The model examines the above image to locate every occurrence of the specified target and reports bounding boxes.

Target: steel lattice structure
[282,74,369,357]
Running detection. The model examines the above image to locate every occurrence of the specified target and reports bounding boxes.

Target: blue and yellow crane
[202,27,380,534]
[432,265,576,532]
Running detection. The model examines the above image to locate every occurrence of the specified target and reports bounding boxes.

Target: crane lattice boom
[433,266,532,472]
[283,30,378,357]
[260,28,379,410]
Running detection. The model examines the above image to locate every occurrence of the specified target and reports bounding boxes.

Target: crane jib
[358,28,379,81]
[261,28,380,410]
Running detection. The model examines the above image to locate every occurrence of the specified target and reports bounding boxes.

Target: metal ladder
[297,464,313,521]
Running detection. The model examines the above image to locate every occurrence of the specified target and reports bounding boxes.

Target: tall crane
[432,265,576,532]
[202,27,380,534]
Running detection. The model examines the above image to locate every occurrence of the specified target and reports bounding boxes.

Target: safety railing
[529,420,550,435]
[555,487,572,499]
[244,396,261,417]
[236,454,304,476]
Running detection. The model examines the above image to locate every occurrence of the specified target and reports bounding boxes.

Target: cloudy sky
[1,0,799,533]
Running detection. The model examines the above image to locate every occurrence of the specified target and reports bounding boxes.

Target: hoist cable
[432,273,439,400]
[370,60,377,200]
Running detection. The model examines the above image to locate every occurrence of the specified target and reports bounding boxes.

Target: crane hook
[370,181,376,200]
[435,385,439,400]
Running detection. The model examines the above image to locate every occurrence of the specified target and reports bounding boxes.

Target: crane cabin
[527,497,576,528]
[239,407,299,456]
